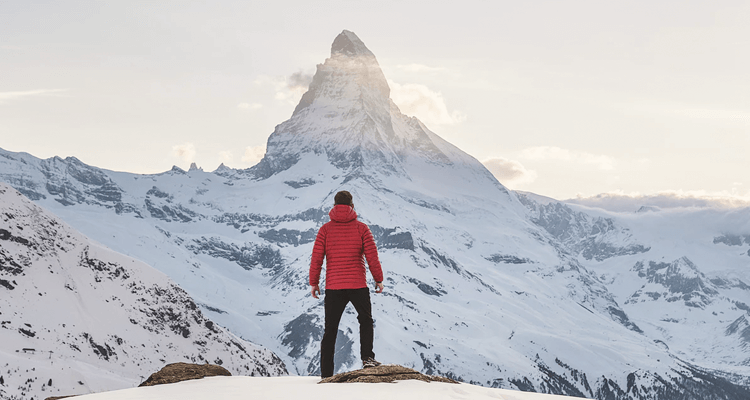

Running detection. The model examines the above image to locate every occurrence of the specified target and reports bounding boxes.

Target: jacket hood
[329,204,357,223]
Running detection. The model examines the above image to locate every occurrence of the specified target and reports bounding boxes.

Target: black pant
[320,287,375,378]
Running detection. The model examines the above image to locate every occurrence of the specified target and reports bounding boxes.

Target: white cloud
[254,71,313,105]
[172,142,196,163]
[252,75,281,87]
[218,151,234,164]
[566,190,750,212]
[482,157,538,187]
[237,102,263,110]
[288,71,313,91]
[241,145,266,166]
[388,80,466,126]
[274,92,291,102]
[254,75,292,103]
[519,146,616,171]
[0,89,67,104]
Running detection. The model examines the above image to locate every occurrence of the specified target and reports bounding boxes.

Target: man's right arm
[309,225,327,292]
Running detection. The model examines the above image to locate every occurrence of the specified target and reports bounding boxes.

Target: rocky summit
[319,364,458,384]
[139,362,232,387]
[2,30,750,400]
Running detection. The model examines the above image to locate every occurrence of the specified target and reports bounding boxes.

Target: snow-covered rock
[0,183,286,400]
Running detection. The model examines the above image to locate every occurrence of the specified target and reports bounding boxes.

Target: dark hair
[334,191,353,206]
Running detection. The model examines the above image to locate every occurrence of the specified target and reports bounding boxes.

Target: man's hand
[375,282,384,293]
[311,285,321,299]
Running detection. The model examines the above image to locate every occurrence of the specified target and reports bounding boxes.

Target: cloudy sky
[2,1,749,201]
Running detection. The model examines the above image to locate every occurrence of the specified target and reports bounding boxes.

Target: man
[309,190,385,378]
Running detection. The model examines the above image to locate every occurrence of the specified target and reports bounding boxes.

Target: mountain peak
[251,31,501,192]
[290,30,389,118]
[331,30,374,58]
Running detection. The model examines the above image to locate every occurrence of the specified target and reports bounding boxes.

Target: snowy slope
[1,30,749,400]
[555,202,750,376]
[0,183,286,400]
[69,375,586,400]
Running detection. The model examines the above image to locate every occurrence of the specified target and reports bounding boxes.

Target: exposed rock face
[319,364,458,384]
[628,257,719,308]
[139,362,231,387]
[517,193,650,261]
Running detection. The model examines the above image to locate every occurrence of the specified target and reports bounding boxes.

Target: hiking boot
[362,357,381,368]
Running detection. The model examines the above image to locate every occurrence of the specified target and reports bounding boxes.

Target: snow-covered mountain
[0,183,287,400]
[547,201,750,376]
[1,30,749,399]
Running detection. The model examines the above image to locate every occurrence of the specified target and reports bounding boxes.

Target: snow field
[73,376,588,400]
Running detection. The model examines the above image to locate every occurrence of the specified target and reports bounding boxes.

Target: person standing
[309,190,385,378]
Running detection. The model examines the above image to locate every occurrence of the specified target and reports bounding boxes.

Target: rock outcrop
[139,362,232,387]
[319,364,458,384]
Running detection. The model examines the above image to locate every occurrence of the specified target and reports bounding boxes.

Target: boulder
[139,362,231,387]
[319,364,458,384]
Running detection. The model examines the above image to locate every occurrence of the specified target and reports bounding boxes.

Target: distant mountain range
[1,30,749,400]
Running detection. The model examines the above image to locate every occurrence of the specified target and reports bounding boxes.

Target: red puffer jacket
[309,205,383,290]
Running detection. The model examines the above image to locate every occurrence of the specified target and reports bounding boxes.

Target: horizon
[2,1,749,202]
[4,144,750,211]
